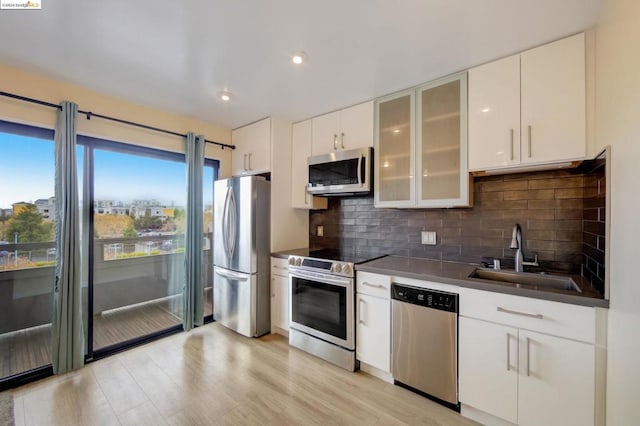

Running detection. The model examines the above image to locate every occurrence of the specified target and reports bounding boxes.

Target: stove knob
[342,264,352,276]
[332,263,342,273]
[288,257,296,266]
[295,257,303,267]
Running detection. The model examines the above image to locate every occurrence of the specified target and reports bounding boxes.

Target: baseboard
[270,325,289,338]
[461,404,516,426]
[358,361,393,384]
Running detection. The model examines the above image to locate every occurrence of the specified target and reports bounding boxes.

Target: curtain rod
[0,90,235,150]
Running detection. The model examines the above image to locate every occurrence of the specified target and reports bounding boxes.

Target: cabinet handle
[362,281,385,289]
[358,298,366,324]
[304,185,309,205]
[510,128,514,161]
[248,153,252,170]
[497,306,543,319]
[341,132,345,149]
[526,337,531,376]
[333,134,338,150]
[243,154,248,171]
[506,333,512,371]
[527,125,532,158]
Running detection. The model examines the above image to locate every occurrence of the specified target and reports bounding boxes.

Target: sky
[0,132,215,210]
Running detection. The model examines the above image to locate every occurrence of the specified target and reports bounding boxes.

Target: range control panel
[391,284,458,313]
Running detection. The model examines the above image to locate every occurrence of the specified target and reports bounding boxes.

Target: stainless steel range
[288,249,383,371]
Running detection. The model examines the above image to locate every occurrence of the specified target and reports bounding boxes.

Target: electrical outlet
[421,231,437,245]
[317,225,324,237]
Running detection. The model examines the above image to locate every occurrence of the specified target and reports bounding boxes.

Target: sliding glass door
[0,120,219,385]
[87,140,187,353]
[203,161,217,320]
[0,120,82,383]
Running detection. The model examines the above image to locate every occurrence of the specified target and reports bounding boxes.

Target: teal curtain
[51,101,84,374]
[183,132,205,330]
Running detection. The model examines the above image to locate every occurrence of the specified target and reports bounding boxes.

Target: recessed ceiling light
[393,129,401,134]
[291,51,307,65]
[481,107,491,113]
[218,91,231,102]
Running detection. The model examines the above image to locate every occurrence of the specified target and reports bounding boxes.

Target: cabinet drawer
[271,257,289,276]
[459,287,595,343]
[357,272,391,298]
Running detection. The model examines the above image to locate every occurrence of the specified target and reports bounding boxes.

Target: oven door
[289,270,354,350]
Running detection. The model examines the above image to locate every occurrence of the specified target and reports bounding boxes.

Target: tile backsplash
[582,163,606,294]
[310,167,606,284]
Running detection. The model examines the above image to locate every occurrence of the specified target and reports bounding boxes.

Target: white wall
[0,63,232,176]
[594,1,640,423]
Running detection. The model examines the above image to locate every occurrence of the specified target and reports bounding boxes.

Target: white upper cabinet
[469,33,586,171]
[311,110,340,156]
[375,90,415,207]
[468,55,521,170]
[375,73,470,208]
[311,101,374,156]
[291,120,328,210]
[416,73,469,207]
[232,117,271,176]
[521,33,586,165]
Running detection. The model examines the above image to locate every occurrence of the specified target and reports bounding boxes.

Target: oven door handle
[289,270,352,287]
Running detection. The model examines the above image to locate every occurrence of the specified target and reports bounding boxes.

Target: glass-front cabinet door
[374,89,415,207]
[417,73,470,207]
[375,73,470,208]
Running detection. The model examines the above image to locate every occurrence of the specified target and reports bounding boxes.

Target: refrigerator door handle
[215,267,249,282]
[227,187,237,259]
[221,186,231,259]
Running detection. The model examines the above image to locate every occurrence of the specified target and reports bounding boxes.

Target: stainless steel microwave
[307,147,372,196]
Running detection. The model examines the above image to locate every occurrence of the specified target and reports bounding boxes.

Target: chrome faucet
[510,223,539,272]
[510,224,524,272]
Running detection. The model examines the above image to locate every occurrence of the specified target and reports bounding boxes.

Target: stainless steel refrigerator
[213,175,271,337]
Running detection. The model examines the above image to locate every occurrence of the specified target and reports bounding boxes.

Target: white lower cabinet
[356,272,391,377]
[517,330,594,426]
[356,293,390,372]
[270,257,289,336]
[459,288,598,426]
[459,317,519,424]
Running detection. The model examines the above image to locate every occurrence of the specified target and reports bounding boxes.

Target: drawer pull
[362,281,385,289]
[497,306,543,320]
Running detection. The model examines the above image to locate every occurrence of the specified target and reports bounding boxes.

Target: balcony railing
[0,233,213,334]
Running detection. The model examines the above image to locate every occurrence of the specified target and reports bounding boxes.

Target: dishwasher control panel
[391,284,458,313]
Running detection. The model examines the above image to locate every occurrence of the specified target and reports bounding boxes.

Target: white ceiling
[0,0,601,129]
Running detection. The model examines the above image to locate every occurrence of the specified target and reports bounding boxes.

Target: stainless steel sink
[469,268,582,293]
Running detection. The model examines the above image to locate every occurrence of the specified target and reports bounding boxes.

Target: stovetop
[306,248,383,265]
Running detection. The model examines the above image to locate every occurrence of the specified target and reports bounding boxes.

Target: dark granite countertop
[356,255,609,308]
[271,248,312,259]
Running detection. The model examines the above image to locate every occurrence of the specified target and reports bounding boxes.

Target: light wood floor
[6,323,478,426]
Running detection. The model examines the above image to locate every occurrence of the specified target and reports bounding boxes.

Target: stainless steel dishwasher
[391,284,459,410]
